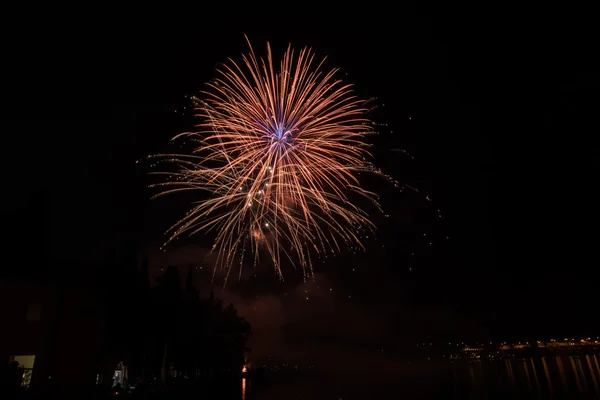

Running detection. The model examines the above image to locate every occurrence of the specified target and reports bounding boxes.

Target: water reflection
[240,355,600,399]
[529,358,541,392]
[505,358,516,391]
[587,355,599,393]
[542,356,554,395]
[451,355,600,398]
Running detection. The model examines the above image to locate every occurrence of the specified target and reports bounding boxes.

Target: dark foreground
[5,355,600,399]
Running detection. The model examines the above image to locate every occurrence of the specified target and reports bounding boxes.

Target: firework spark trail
[150,38,384,283]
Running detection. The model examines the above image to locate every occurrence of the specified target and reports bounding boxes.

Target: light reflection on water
[240,355,600,399]
[452,355,600,398]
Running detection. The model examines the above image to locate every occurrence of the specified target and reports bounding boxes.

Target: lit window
[10,355,35,388]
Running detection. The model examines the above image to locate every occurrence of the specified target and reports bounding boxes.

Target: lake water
[238,355,600,399]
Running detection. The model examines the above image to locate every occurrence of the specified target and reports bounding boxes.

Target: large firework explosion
[150,38,383,283]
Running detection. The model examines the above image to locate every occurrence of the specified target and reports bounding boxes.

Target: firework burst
[150,38,382,283]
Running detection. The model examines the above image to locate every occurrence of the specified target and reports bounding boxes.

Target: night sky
[3,6,598,368]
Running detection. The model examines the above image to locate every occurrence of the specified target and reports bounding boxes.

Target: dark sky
[3,6,598,366]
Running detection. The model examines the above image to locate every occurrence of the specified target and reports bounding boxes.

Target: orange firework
[150,38,381,283]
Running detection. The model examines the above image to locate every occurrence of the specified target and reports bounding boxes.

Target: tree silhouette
[96,242,144,390]
[96,252,251,390]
